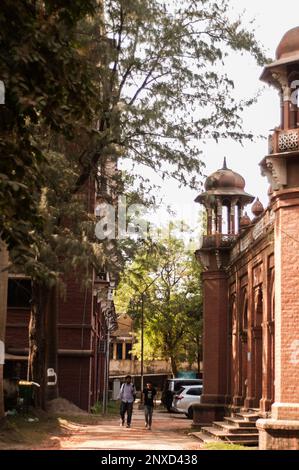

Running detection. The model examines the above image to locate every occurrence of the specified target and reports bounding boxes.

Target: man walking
[118,375,136,428]
[143,381,157,430]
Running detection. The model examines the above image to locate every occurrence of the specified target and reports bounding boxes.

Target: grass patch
[204,442,253,451]
[91,400,120,416]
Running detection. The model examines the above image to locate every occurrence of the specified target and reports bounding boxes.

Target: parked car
[172,384,203,419]
[161,378,202,412]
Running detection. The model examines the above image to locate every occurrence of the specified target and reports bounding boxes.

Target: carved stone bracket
[195,249,210,270]
[271,68,288,93]
[215,250,221,270]
[261,156,287,190]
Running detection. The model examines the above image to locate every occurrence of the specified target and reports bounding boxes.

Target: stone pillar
[216,200,222,234]
[207,207,212,236]
[280,91,284,129]
[257,190,299,449]
[282,85,291,130]
[260,256,274,414]
[193,270,228,425]
[122,342,126,361]
[113,342,117,360]
[230,205,235,235]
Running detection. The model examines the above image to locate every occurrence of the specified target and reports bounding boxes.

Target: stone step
[191,431,258,447]
[202,426,258,442]
[225,417,257,427]
[213,421,257,434]
[189,432,218,444]
[234,412,260,422]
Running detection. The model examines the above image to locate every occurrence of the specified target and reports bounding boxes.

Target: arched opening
[288,71,299,129]
[268,271,275,407]
[240,291,248,402]
[222,204,229,234]
[254,287,263,406]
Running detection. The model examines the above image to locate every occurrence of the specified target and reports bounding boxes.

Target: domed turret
[205,157,246,192]
[196,158,254,205]
[195,158,254,238]
[261,26,299,88]
[240,213,251,228]
[252,198,264,218]
[276,26,299,61]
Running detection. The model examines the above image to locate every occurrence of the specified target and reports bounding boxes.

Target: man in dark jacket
[143,382,157,430]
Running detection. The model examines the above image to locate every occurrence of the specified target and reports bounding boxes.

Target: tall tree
[0,0,99,417]
[75,0,266,192]
[115,232,203,376]
[0,0,98,263]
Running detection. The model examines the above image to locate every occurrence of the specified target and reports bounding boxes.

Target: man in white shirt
[118,375,136,428]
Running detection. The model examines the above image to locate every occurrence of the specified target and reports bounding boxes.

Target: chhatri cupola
[260,26,299,190]
[195,158,254,244]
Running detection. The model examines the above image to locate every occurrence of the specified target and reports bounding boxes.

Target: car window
[186,387,202,396]
[174,380,201,391]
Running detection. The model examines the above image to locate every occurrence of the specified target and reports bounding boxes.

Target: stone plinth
[257,418,299,450]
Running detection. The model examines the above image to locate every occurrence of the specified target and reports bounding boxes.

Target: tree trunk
[28,281,58,409]
[170,355,178,377]
[197,353,201,378]
[45,285,58,402]
[0,242,9,421]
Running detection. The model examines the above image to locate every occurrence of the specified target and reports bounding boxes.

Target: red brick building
[4,167,118,411]
[194,27,299,450]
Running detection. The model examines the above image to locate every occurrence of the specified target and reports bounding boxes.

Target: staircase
[192,409,260,447]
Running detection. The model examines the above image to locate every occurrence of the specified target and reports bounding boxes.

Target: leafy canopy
[115,231,203,373]
[76,0,267,191]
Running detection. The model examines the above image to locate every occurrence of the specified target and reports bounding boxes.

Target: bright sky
[124,1,299,235]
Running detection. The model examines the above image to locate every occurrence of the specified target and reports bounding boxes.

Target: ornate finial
[252,197,264,217]
[222,157,227,170]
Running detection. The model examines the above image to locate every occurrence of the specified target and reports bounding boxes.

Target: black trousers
[120,401,133,425]
[144,405,154,427]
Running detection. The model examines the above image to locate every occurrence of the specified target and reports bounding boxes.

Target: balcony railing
[200,233,237,250]
[268,129,299,154]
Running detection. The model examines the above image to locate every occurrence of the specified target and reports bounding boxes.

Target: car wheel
[187,406,193,419]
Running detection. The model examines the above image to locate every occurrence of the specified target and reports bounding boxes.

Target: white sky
[123,1,299,234]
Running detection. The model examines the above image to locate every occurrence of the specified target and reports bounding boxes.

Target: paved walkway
[59,410,201,450]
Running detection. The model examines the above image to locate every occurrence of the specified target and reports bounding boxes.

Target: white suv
[172,385,203,419]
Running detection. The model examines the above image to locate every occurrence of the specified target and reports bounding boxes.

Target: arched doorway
[267,270,275,409]
[240,292,248,403]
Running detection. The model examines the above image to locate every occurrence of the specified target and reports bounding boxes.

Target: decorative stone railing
[230,210,274,261]
[200,233,237,249]
[268,128,299,154]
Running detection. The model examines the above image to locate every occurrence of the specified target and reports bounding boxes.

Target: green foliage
[91,400,119,415]
[75,0,267,191]
[115,230,203,373]
[0,0,267,273]
[0,0,98,266]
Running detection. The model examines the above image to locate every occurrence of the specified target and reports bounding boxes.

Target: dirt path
[58,410,201,450]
